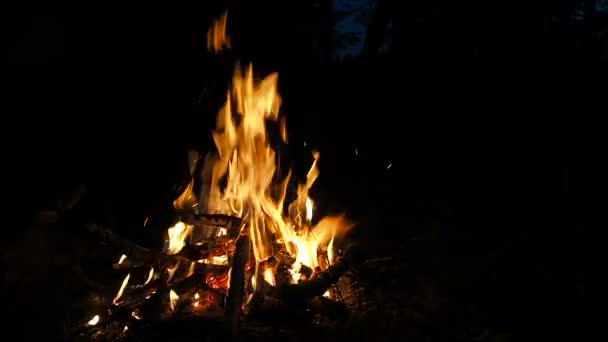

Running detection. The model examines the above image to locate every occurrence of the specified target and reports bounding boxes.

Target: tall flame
[207,11,231,53]
[204,64,353,279]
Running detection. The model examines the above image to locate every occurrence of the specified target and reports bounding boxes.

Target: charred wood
[224,234,252,340]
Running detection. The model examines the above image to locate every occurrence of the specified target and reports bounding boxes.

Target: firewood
[82,223,199,267]
[306,296,349,319]
[224,234,252,340]
[263,243,361,302]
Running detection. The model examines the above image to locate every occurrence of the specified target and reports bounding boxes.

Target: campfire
[79,13,356,340]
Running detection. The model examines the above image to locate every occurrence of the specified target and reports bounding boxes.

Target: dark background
[2,0,604,340]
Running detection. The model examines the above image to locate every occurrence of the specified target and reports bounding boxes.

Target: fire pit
[73,17,357,339]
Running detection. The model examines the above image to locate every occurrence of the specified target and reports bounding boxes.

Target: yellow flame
[207,11,230,53]
[144,267,154,285]
[86,315,100,326]
[123,325,129,333]
[166,222,192,255]
[169,290,179,312]
[194,292,200,300]
[305,197,314,222]
[195,65,353,286]
[263,267,276,286]
[117,254,127,264]
[113,273,131,305]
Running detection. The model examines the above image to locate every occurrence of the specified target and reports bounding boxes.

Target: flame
[169,290,179,312]
[203,64,353,283]
[327,234,335,265]
[173,180,196,210]
[166,261,180,282]
[104,64,353,322]
[166,221,193,255]
[86,315,100,326]
[131,310,142,320]
[117,254,127,264]
[144,267,154,285]
[263,267,275,286]
[187,262,196,277]
[305,197,314,223]
[207,11,230,53]
[113,273,131,305]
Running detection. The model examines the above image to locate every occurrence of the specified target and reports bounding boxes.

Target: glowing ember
[198,255,229,265]
[86,315,100,326]
[207,11,230,53]
[113,273,130,305]
[117,254,127,265]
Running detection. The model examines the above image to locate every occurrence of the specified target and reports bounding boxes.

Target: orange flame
[207,11,231,53]
[173,181,196,210]
[203,64,353,280]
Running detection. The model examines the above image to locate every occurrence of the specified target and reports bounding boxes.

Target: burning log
[224,234,252,340]
[278,256,351,301]
[269,244,359,303]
